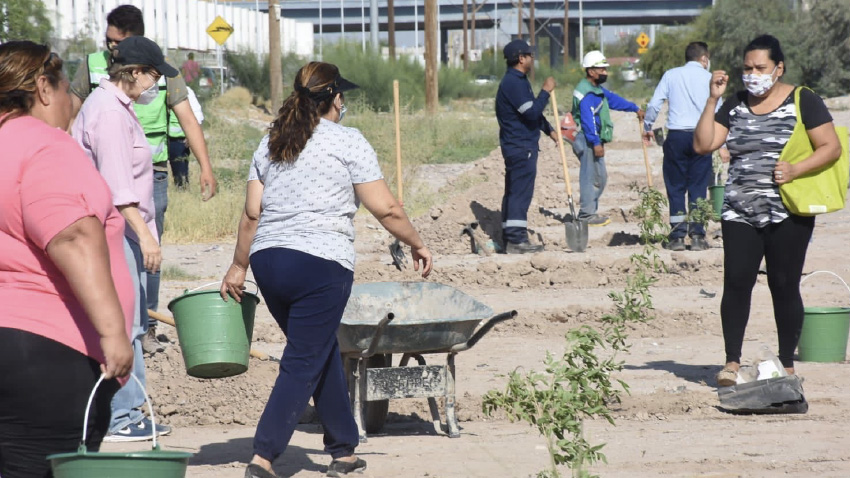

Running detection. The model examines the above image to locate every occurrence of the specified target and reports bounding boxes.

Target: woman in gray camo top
[693,35,842,387]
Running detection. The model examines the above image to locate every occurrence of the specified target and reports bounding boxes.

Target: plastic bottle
[755,345,788,380]
[735,365,758,384]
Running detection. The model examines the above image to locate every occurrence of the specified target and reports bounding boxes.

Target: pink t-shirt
[0,115,134,363]
[72,79,158,244]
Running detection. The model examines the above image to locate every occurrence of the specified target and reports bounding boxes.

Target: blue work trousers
[250,248,358,462]
[146,169,168,317]
[501,147,539,244]
[109,238,148,433]
[662,130,712,239]
[571,133,607,219]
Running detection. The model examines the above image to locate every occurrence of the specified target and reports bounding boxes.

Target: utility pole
[269,0,282,112]
[517,0,523,39]
[369,0,378,52]
[462,0,468,71]
[529,0,534,82]
[471,0,486,51]
[388,0,396,60]
[425,0,438,114]
[563,0,569,68]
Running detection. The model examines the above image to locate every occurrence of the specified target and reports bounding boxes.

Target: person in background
[70,4,217,351]
[72,35,177,443]
[220,62,432,478]
[168,86,204,188]
[0,41,134,477]
[181,52,200,84]
[495,39,557,254]
[693,34,841,387]
[643,42,714,252]
[571,50,645,226]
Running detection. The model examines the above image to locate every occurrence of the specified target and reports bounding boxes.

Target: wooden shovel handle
[550,91,574,198]
[639,117,653,188]
[393,79,403,203]
[147,309,270,361]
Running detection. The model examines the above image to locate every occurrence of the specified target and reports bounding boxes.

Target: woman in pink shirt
[72,35,178,442]
[0,42,134,476]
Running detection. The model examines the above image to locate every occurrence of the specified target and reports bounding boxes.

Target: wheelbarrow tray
[339,282,493,355]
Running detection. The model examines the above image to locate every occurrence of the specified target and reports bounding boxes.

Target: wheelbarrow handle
[451,310,517,353]
[356,312,395,358]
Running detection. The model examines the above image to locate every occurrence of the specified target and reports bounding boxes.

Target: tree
[798,0,850,97]
[0,0,52,44]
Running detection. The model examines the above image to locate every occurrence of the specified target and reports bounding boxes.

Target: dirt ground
[104,102,850,477]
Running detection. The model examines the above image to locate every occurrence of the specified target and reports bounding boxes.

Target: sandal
[715,367,738,387]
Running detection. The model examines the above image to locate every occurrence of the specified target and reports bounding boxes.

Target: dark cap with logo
[503,39,533,61]
[112,36,178,78]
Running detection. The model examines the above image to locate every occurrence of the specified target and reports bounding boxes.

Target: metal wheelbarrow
[338,282,516,442]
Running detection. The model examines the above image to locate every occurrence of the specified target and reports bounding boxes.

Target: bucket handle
[81,373,159,451]
[800,270,850,306]
[188,279,259,296]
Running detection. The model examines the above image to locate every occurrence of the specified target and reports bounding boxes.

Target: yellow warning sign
[636,32,650,48]
[638,47,648,54]
[206,16,234,46]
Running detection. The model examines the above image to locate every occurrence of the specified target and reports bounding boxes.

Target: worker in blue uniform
[495,39,557,254]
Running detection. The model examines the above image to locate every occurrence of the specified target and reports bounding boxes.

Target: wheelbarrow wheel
[363,354,391,434]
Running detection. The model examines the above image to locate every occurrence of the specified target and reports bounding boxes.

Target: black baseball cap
[112,36,178,77]
[503,39,534,61]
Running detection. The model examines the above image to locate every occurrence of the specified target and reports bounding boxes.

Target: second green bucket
[798,307,850,362]
[167,283,260,378]
[709,185,724,216]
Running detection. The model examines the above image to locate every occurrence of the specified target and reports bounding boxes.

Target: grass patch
[160,265,202,281]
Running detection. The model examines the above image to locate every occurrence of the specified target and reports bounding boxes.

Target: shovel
[550,90,588,252]
[389,79,407,270]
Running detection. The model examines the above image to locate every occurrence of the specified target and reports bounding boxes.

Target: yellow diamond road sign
[636,32,650,49]
[207,16,234,46]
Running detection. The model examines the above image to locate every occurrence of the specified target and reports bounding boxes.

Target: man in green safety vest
[70,5,217,355]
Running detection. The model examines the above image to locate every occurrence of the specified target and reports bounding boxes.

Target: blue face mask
[339,103,347,122]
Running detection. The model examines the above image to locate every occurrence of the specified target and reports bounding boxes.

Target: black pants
[0,328,118,478]
[720,216,815,368]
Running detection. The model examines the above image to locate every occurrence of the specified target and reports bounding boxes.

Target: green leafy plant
[484,186,668,477]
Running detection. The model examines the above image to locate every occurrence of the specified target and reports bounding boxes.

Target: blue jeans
[572,133,607,218]
[500,147,538,244]
[110,238,148,433]
[662,130,713,239]
[168,139,190,188]
[146,169,168,316]
[250,248,358,461]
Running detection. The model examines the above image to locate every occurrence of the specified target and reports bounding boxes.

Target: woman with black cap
[221,62,432,478]
[72,35,178,442]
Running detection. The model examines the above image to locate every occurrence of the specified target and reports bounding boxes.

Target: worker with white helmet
[570,50,645,226]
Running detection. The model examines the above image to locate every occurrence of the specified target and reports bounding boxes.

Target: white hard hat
[582,50,609,69]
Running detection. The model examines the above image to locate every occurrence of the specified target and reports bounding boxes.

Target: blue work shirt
[496,68,554,153]
[644,61,712,132]
[575,85,639,147]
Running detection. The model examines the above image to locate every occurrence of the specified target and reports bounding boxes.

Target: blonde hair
[0,41,63,129]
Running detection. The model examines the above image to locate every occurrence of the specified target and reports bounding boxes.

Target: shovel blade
[564,218,588,252]
[389,240,406,270]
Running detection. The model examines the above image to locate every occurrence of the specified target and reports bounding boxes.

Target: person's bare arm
[775,122,842,185]
[221,180,263,302]
[354,179,432,277]
[46,216,133,379]
[117,204,161,273]
[694,71,730,154]
[172,99,217,200]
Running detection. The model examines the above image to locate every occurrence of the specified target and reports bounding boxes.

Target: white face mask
[136,73,160,105]
[338,103,347,122]
[705,59,711,71]
[742,66,778,97]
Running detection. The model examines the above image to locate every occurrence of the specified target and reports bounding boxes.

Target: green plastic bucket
[48,374,192,478]
[798,271,850,363]
[167,282,260,378]
[798,307,850,362]
[709,185,725,216]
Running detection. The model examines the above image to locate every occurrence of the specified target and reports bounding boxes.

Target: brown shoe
[716,367,738,387]
[142,327,165,354]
